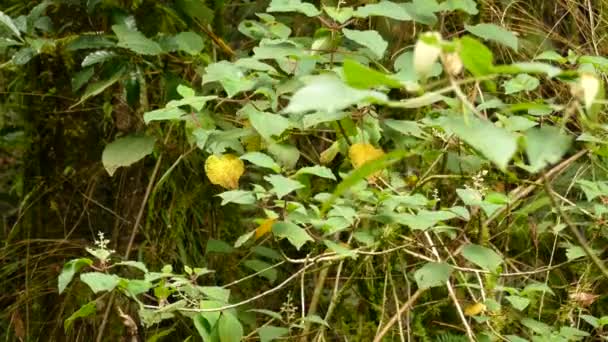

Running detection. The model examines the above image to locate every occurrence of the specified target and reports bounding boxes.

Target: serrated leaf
[66,35,115,51]
[80,272,120,293]
[525,126,572,172]
[461,244,503,272]
[342,59,402,89]
[0,11,22,38]
[503,74,539,94]
[265,174,305,199]
[202,61,256,98]
[295,166,336,180]
[267,0,320,16]
[506,295,530,311]
[465,23,518,50]
[285,75,387,114]
[246,107,291,141]
[272,221,313,250]
[459,36,494,76]
[241,152,281,172]
[102,135,156,176]
[58,258,93,294]
[112,24,162,55]
[342,28,387,59]
[218,312,243,342]
[440,115,517,170]
[414,262,452,289]
[353,1,412,21]
[64,301,96,333]
[76,66,126,106]
[81,50,117,67]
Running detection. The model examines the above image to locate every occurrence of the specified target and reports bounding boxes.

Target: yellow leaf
[204,154,245,189]
[348,143,385,180]
[464,302,486,316]
[255,218,276,239]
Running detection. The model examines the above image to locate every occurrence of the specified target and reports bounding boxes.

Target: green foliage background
[1,0,608,341]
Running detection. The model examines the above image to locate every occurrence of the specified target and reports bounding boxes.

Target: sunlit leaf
[265,174,305,199]
[342,28,388,60]
[79,272,120,293]
[267,0,320,16]
[58,258,93,294]
[465,23,518,50]
[461,244,503,272]
[102,135,156,176]
[205,154,245,189]
[272,221,313,250]
[353,1,412,21]
[414,262,452,289]
[112,24,163,55]
[64,301,96,333]
[525,126,572,173]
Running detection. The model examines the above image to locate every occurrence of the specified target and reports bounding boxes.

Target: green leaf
[353,1,412,21]
[76,66,127,106]
[246,107,291,141]
[465,23,518,50]
[81,50,117,67]
[218,312,243,342]
[459,36,494,76]
[384,210,456,230]
[265,175,305,199]
[272,221,313,250]
[143,108,188,124]
[565,245,586,261]
[324,240,357,259]
[295,166,336,180]
[64,301,96,333]
[202,61,256,97]
[503,74,540,94]
[323,6,353,24]
[440,115,517,170]
[342,28,388,59]
[267,143,300,170]
[241,152,281,172]
[66,35,115,51]
[506,295,530,311]
[439,0,478,14]
[384,119,426,139]
[267,0,321,16]
[284,75,387,114]
[243,259,278,282]
[534,50,566,63]
[402,0,440,25]
[342,59,402,89]
[174,31,204,54]
[206,239,235,254]
[461,244,503,272]
[112,24,162,55]
[525,126,572,173]
[71,67,95,92]
[79,272,120,293]
[176,0,214,24]
[521,318,552,336]
[201,287,231,302]
[414,262,452,289]
[58,258,93,294]
[258,326,289,342]
[102,134,156,176]
[0,11,22,38]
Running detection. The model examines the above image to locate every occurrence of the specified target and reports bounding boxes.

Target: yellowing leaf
[255,218,276,239]
[349,143,385,181]
[205,154,245,189]
[464,302,486,316]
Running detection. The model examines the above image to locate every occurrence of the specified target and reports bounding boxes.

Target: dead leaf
[255,218,276,239]
[464,302,486,316]
[205,154,245,189]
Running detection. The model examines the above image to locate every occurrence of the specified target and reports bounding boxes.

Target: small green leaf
[414,262,453,289]
[267,143,300,170]
[461,244,503,272]
[342,28,388,59]
[241,152,281,172]
[268,0,321,16]
[112,24,163,55]
[64,301,96,333]
[243,259,278,282]
[503,74,540,94]
[206,239,235,254]
[58,258,93,294]
[323,6,353,24]
[342,59,402,89]
[258,326,289,342]
[81,50,117,67]
[439,0,478,14]
[440,115,517,170]
[506,295,530,311]
[459,36,494,76]
[202,61,256,98]
[295,166,336,180]
[284,75,387,114]
[534,50,566,63]
[76,66,127,106]
[384,119,426,139]
[354,1,412,21]
[173,31,204,54]
[79,272,120,293]
[465,23,518,50]
[218,312,244,342]
[102,134,156,176]
[246,107,291,141]
[324,240,357,259]
[217,190,256,205]
[143,107,188,123]
[265,175,305,199]
[525,126,572,172]
[272,221,313,250]
[0,11,22,38]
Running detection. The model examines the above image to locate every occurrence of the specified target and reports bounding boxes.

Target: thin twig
[373,288,426,342]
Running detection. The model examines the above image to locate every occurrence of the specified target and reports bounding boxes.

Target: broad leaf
[284,75,387,114]
[465,23,518,50]
[342,59,402,89]
[295,166,336,180]
[241,152,281,172]
[81,50,117,67]
[353,1,412,21]
[525,126,572,172]
[267,0,320,16]
[272,221,313,250]
[503,74,540,94]
[64,301,96,333]
[0,11,21,38]
[414,262,452,289]
[264,175,305,199]
[461,244,503,272]
[246,107,291,141]
[459,36,494,76]
[243,259,278,282]
[102,134,156,176]
[173,31,204,54]
[112,24,163,55]
[342,28,388,59]
[506,295,530,311]
[202,61,256,98]
[218,312,244,342]
[259,326,289,342]
[440,116,517,170]
[79,272,120,293]
[58,258,93,294]
[143,108,187,123]
[439,0,478,14]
